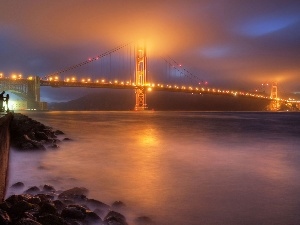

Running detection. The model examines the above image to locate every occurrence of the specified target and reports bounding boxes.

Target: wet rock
[50,143,60,148]
[0,209,11,225]
[34,132,49,141]
[55,130,65,135]
[58,187,88,200]
[16,218,42,225]
[61,205,86,220]
[42,184,56,192]
[37,214,67,225]
[0,201,10,211]
[39,202,57,215]
[23,211,37,221]
[21,142,34,150]
[85,210,102,223]
[9,200,35,216]
[11,182,25,189]
[94,208,107,218]
[112,201,126,210]
[86,198,110,211]
[104,211,128,225]
[135,216,154,225]
[5,194,31,205]
[30,140,46,151]
[53,200,66,213]
[1,184,132,225]
[25,186,40,195]
[63,137,72,141]
[36,194,54,202]
[27,197,41,205]
[10,113,66,151]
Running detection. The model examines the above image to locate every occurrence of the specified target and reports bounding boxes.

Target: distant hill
[48,89,271,111]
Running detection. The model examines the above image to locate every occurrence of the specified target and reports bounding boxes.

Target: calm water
[6,111,300,225]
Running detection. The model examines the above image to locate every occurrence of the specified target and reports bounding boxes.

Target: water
[6,111,300,225]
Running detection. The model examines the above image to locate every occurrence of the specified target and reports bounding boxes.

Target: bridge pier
[134,43,147,110]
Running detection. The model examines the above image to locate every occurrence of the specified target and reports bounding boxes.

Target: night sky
[1,0,300,102]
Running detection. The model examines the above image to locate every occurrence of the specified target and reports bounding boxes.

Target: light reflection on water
[6,111,300,225]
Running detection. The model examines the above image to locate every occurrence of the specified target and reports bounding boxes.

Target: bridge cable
[44,42,133,79]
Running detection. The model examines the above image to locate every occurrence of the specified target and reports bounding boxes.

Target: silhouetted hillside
[49,89,270,111]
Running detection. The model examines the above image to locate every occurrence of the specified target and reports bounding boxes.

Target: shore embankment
[1,113,151,225]
[10,113,67,151]
[0,113,13,201]
[0,183,139,225]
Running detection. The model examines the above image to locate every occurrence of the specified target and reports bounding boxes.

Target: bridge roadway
[40,80,274,102]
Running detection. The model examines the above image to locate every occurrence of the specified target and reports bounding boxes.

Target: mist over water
[6,111,300,225]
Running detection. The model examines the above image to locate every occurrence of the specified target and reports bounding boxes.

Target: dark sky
[1,0,300,102]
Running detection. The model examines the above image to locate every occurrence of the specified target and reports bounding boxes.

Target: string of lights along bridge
[0,42,299,111]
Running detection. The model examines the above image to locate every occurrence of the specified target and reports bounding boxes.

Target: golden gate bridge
[0,42,299,111]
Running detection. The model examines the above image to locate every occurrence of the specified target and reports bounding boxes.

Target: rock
[61,205,86,220]
[5,194,31,205]
[50,143,60,148]
[10,113,66,151]
[11,182,25,189]
[58,187,88,200]
[53,200,66,213]
[30,141,46,151]
[16,218,42,225]
[27,197,41,205]
[42,184,56,192]
[25,186,40,195]
[0,202,10,211]
[23,211,37,221]
[135,216,154,225]
[112,201,126,210]
[0,209,11,225]
[21,142,34,150]
[36,194,54,202]
[38,214,68,225]
[39,202,57,215]
[55,130,65,135]
[63,137,72,141]
[86,198,110,211]
[104,211,128,225]
[94,208,107,218]
[34,132,49,141]
[85,210,102,223]
[9,200,35,216]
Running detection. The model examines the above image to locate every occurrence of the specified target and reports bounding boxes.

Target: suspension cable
[44,42,133,79]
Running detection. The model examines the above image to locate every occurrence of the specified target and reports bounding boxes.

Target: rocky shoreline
[0,183,152,225]
[4,113,153,224]
[10,113,70,151]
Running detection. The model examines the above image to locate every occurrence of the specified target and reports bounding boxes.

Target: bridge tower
[134,43,147,110]
[270,82,279,110]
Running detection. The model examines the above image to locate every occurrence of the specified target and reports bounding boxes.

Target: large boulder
[61,205,86,220]
[86,198,110,211]
[11,182,25,189]
[104,211,128,225]
[25,187,40,195]
[39,202,57,215]
[8,200,36,216]
[58,187,88,200]
[42,184,56,192]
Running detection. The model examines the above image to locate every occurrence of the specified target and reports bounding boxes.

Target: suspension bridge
[0,42,299,111]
